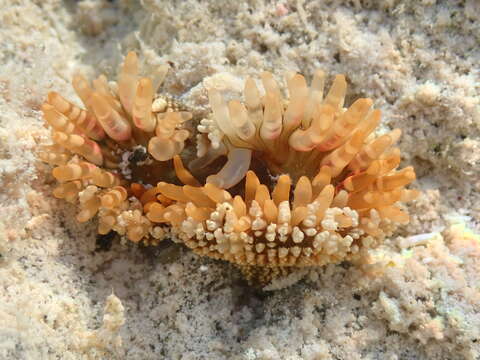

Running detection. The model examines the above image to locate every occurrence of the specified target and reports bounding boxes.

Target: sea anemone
[39,52,418,284]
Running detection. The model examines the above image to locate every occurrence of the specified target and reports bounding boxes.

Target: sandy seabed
[0,1,479,359]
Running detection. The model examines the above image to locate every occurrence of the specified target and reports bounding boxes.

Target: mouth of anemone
[39,51,419,275]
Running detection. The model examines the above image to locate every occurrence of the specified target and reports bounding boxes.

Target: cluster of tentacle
[39,51,418,282]
[39,52,191,243]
